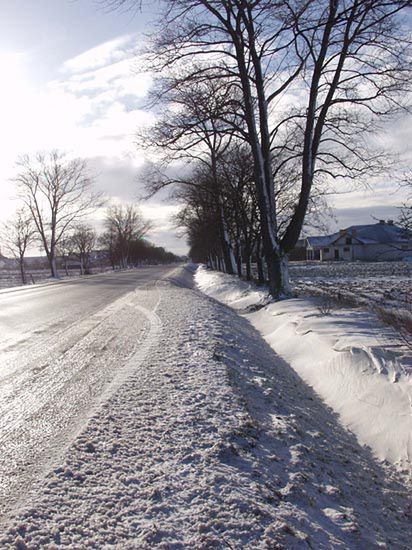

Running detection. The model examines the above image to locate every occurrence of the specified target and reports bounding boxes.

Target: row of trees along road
[0,151,173,284]
[114,0,412,297]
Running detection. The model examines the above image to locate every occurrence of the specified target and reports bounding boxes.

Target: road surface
[0,266,176,518]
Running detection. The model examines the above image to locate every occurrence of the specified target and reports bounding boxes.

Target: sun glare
[0,52,33,218]
[0,52,28,105]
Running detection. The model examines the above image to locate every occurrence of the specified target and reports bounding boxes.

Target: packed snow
[1,266,411,548]
[196,265,412,469]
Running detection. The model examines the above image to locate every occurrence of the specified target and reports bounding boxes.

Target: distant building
[306,220,412,261]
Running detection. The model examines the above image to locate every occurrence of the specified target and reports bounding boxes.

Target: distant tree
[103,204,152,268]
[398,171,412,234]
[13,151,103,278]
[142,76,241,275]
[399,205,412,233]
[99,225,119,270]
[1,208,36,285]
[57,236,75,276]
[70,224,97,275]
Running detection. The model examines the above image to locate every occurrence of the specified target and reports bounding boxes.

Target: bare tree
[110,0,412,295]
[103,203,152,268]
[164,0,411,296]
[57,236,75,277]
[1,208,36,285]
[71,224,97,275]
[99,225,119,270]
[398,204,412,234]
[13,151,103,278]
[143,76,242,274]
[139,1,303,294]
[279,0,412,257]
[398,171,412,233]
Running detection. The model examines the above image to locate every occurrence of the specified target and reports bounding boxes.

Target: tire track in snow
[70,284,163,437]
[0,284,161,521]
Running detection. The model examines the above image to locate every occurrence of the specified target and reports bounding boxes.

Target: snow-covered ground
[1,266,411,548]
[0,268,53,289]
[289,261,412,319]
[196,266,412,470]
[0,268,99,289]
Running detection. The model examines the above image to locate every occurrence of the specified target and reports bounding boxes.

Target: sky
[0,0,410,256]
[0,0,186,255]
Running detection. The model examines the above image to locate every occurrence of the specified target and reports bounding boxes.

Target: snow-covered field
[196,266,412,470]
[289,261,412,318]
[0,266,128,290]
[0,268,103,289]
[1,266,411,548]
[0,268,54,289]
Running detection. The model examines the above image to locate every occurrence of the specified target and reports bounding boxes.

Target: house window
[344,247,350,252]
[345,237,352,245]
[323,247,330,253]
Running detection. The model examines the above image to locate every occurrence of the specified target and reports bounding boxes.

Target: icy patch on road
[196,266,412,469]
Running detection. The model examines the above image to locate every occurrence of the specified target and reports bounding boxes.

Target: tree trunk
[19,258,26,285]
[232,37,287,296]
[224,9,306,295]
[235,240,242,278]
[256,240,265,285]
[49,250,58,278]
[217,255,224,272]
[281,2,338,255]
[218,202,236,274]
[245,247,252,281]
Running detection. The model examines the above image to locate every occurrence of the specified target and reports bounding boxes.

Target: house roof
[306,235,333,248]
[330,223,412,245]
[307,222,412,248]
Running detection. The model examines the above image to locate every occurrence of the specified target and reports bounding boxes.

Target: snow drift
[195,265,412,469]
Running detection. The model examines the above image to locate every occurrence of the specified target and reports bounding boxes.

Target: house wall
[306,247,321,260]
[319,235,352,261]
[319,241,412,261]
[320,246,352,261]
[354,242,412,261]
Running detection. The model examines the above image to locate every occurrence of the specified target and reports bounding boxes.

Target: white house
[306,221,412,262]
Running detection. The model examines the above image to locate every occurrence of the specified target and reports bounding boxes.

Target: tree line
[1,151,179,284]
[114,0,412,296]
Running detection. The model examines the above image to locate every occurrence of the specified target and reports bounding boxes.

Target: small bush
[317,297,335,316]
[374,307,412,350]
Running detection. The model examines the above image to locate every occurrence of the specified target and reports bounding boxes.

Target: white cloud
[0,35,153,169]
[0,36,188,254]
[61,35,135,74]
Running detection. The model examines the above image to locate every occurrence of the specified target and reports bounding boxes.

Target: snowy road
[0,266,411,548]
[0,267,173,360]
[0,266,175,519]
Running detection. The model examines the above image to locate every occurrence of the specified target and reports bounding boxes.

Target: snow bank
[195,266,412,469]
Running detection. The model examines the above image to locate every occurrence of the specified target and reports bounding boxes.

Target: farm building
[306,220,412,261]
